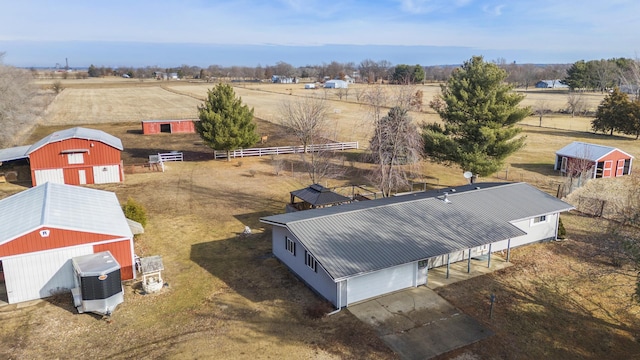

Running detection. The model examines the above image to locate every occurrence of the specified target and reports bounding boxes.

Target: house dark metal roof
[290,184,351,207]
[556,141,634,162]
[261,182,574,281]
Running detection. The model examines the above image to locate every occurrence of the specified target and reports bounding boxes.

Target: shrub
[557,217,566,239]
[122,197,147,227]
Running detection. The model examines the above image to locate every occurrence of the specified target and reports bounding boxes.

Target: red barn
[555,141,634,178]
[26,127,124,186]
[141,119,197,134]
[0,182,135,304]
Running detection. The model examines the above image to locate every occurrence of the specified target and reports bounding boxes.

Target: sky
[1,0,639,68]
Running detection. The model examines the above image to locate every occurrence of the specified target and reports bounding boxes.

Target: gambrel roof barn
[0,127,124,186]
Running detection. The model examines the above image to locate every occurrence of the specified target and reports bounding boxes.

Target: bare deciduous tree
[566,91,586,117]
[367,106,424,197]
[0,53,47,147]
[279,96,329,153]
[534,100,549,127]
[300,149,346,185]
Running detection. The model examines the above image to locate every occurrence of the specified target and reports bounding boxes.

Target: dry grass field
[1,78,639,359]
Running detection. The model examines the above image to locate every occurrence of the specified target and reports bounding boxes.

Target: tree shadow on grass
[190,231,311,304]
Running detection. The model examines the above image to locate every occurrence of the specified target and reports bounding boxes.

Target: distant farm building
[324,79,348,89]
[304,83,316,89]
[535,80,568,89]
[0,182,135,305]
[555,141,633,178]
[272,75,298,84]
[0,127,124,186]
[142,119,197,134]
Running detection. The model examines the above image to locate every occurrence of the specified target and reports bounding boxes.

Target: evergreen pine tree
[195,83,260,160]
[422,56,529,177]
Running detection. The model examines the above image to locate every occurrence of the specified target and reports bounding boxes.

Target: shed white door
[34,169,64,185]
[2,246,92,304]
[93,165,120,184]
[346,263,414,305]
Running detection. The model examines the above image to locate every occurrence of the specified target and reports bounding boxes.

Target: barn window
[305,251,317,272]
[285,237,295,255]
[67,153,84,164]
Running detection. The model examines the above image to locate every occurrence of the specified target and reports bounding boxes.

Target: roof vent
[475,186,481,190]
[450,189,456,192]
[442,192,451,203]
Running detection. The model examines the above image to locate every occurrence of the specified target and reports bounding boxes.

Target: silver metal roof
[27,127,124,154]
[0,145,31,162]
[555,141,633,161]
[261,182,574,280]
[0,182,133,245]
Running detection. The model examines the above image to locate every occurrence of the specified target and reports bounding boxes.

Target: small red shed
[554,141,634,178]
[0,182,135,304]
[141,119,197,135]
[27,127,124,186]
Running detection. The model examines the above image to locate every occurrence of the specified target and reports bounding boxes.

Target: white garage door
[346,263,415,305]
[93,165,120,184]
[34,168,64,185]
[2,246,92,304]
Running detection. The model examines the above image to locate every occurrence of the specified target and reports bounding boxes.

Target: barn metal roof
[261,182,574,280]
[0,182,132,245]
[290,184,351,207]
[27,127,124,154]
[556,141,634,162]
[0,145,31,162]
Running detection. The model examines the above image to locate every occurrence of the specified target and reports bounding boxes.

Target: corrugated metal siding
[0,228,122,257]
[2,245,93,303]
[142,120,196,134]
[29,139,121,169]
[33,168,65,186]
[94,240,134,280]
[92,165,121,184]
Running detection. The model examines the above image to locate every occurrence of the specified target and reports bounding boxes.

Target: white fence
[158,152,184,162]
[148,151,184,172]
[214,142,359,159]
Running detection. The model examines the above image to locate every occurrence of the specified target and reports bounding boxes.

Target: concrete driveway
[348,286,492,360]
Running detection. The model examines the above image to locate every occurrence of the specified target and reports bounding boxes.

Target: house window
[67,153,84,164]
[532,215,547,225]
[285,237,295,255]
[305,251,317,272]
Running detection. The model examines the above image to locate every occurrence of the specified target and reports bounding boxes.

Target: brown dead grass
[1,79,639,359]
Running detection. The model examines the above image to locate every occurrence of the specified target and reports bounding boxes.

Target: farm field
[1,79,639,359]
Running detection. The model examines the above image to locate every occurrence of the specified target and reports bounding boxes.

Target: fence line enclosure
[214,142,359,159]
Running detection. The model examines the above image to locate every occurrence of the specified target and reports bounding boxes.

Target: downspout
[327,280,343,316]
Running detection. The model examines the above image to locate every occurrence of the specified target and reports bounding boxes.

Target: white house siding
[272,227,339,306]
[2,245,93,303]
[346,262,415,305]
[428,249,467,268]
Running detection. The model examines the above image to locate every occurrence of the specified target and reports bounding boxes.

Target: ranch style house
[261,182,574,308]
